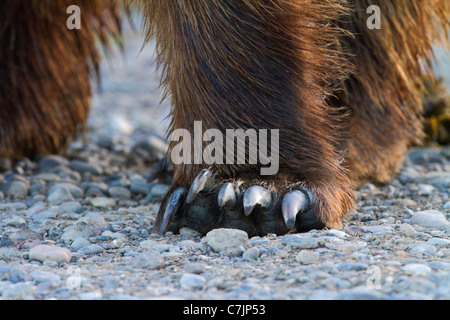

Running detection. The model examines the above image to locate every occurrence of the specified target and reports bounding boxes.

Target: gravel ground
[0,27,449,301]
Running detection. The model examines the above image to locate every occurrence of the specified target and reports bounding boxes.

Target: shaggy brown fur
[0,0,121,160]
[140,0,356,230]
[1,0,449,233]
[336,0,450,184]
[140,0,449,232]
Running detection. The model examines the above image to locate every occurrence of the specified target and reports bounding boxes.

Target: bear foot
[157,169,325,237]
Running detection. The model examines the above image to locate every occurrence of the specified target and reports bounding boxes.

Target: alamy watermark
[170,121,280,176]
[66,5,81,30]
[367,5,382,30]
[65,4,381,31]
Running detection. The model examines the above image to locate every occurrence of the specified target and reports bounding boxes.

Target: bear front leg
[141,0,356,236]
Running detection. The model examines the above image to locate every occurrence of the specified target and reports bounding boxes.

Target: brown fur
[141,0,449,231]
[335,0,450,184]
[140,0,356,229]
[1,0,449,232]
[0,0,121,160]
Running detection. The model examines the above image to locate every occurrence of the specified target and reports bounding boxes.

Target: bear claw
[157,170,320,236]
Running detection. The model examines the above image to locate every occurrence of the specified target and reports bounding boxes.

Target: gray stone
[131,134,166,161]
[130,250,164,270]
[60,222,94,242]
[399,224,417,236]
[402,263,432,276]
[108,187,132,199]
[205,229,251,253]
[363,226,393,236]
[394,276,436,294]
[139,240,158,250]
[281,234,319,249]
[325,230,349,239]
[90,197,116,208]
[296,250,320,265]
[398,167,420,184]
[29,270,61,284]
[25,202,47,216]
[418,184,435,196]
[70,237,91,250]
[0,265,26,283]
[146,184,169,201]
[180,273,206,290]
[38,156,69,171]
[58,201,82,213]
[0,203,27,211]
[243,247,260,260]
[0,248,21,261]
[31,209,58,221]
[337,263,368,271]
[47,187,75,205]
[427,237,450,247]
[182,263,206,274]
[325,241,367,253]
[33,173,60,182]
[0,283,34,300]
[9,229,42,243]
[79,212,108,229]
[29,245,71,264]
[78,244,104,256]
[409,243,437,256]
[179,227,203,238]
[5,216,26,227]
[48,183,83,198]
[130,179,152,195]
[409,148,442,165]
[102,275,119,291]
[394,198,417,207]
[1,181,29,199]
[413,172,450,190]
[69,160,103,175]
[411,210,450,230]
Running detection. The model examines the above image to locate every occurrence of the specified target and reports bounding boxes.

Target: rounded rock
[205,229,251,253]
[411,210,450,230]
[180,273,206,290]
[29,245,72,264]
[296,250,320,265]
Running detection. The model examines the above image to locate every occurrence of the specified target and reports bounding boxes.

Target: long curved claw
[186,169,214,204]
[243,186,272,216]
[282,190,310,229]
[218,182,237,208]
[160,188,186,233]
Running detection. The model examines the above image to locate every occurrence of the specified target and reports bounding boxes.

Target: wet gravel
[0,26,449,301]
